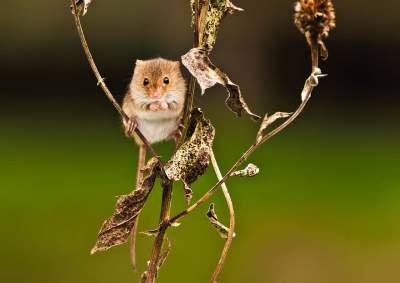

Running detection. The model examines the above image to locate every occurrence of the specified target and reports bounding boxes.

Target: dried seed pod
[294,0,336,38]
[294,0,336,59]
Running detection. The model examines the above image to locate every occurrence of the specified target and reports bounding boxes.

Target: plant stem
[145,180,173,283]
[144,1,210,281]
[178,76,197,147]
[209,149,235,283]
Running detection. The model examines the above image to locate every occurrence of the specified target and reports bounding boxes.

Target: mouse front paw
[123,117,138,137]
[169,126,183,145]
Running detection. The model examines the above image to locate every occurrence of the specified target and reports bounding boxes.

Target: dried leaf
[140,271,148,283]
[71,0,93,16]
[140,229,159,237]
[182,48,260,121]
[231,163,260,177]
[192,0,244,50]
[207,203,236,239]
[256,112,292,143]
[301,67,327,101]
[165,109,215,203]
[183,182,193,205]
[170,222,181,228]
[91,158,161,254]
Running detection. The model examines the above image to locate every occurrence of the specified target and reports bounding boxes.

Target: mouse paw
[123,117,138,137]
[169,127,183,145]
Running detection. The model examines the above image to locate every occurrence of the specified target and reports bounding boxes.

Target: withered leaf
[165,109,215,204]
[140,229,159,237]
[301,67,327,101]
[183,182,194,205]
[191,0,244,50]
[71,0,93,16]
[207,203,236,239]
[91,158,161,254]
[231,163,260,177]
[256,112,292,143]
[182,48,260,121]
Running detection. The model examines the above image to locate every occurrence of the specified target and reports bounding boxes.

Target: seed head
[294,0,336,59]
[294,0,336,39]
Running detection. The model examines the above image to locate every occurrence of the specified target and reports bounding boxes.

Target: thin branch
[145,180,173,283]
[69,0,160,161]
[169,41,320,225]
[178,76,197,147]
[178,0,209,147]
[209,149,235,283]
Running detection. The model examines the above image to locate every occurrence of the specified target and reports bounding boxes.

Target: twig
[129,145,147,270]
[143,1,212,281]
[69,0,160,161]
[178,76,197,147]
[178,0,209,147]
[209,149,235,283]
[169,40,320,225]
[145,180,173,283]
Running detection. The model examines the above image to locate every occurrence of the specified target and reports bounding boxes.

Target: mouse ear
[173,61,181,69]
[135,59,144,66]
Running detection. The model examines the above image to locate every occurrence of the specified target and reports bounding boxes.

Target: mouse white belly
[136,110,179,144]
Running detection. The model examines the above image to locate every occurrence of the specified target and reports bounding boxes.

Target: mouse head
[131,58,186,101]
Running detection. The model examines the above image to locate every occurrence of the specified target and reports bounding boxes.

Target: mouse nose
[150,87,163,99]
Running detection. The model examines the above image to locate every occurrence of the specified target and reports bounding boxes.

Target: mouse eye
[163,77,170,85]
[143,78,150,86]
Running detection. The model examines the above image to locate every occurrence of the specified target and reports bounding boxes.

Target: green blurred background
[1,1,399,282]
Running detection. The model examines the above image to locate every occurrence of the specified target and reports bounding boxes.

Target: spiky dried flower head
[294,0,336,59]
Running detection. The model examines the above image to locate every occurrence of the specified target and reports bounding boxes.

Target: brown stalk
[145,180,173,283]
[169,38,320,226]
[178,0,210,147]
[144,1,212,280]
[209,149,235,283]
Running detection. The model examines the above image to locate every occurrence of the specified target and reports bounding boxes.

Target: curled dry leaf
[191,0,243,50]
[71,0,93,16]
[207,203,236,239]
[301,67,327,101]
[183,183,194,205]
[140,229,159,237]
[231,163,260,177]
[256,112,293,143]
[165,108,215,204]
[182,48,260,121]
[91,158,161,254]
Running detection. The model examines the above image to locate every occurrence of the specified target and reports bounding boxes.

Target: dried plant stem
[145,181,173,283]
[178,0,208,147]
[69,0,160,161]
[179,77,197,147]
[129,145,147,270]
[169,41,320,225]
[209,149,235,283]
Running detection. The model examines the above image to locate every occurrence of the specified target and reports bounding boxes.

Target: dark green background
[1,1,399,282]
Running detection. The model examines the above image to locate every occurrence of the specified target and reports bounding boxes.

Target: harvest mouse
[122,58,186,146]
